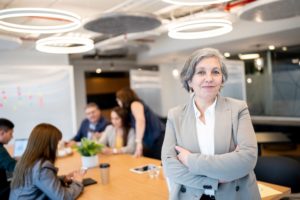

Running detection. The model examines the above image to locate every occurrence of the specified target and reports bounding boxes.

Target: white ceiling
[0,0,299,63]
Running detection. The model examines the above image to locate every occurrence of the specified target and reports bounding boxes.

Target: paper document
[258,183,282,198]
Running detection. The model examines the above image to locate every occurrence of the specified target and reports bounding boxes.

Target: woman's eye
[197,71,205,75]
[213,70,221,75]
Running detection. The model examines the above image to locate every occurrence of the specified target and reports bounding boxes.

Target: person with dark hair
[10,123,84,200]
[162,48,260,200]
[99,107,135,155]
[116,88,165,159]
[68,102,109,146]
[0,118,16,200]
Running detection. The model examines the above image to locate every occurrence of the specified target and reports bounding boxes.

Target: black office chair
[254,156,300,193]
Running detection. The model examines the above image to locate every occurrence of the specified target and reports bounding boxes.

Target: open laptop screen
[14,139,28,157]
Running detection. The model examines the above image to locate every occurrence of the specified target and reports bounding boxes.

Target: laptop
[13,138,28,157]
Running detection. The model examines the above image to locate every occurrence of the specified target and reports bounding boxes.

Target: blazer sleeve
[121,128,136,154]
[73,120,86,142]
[187,102,258,182]
[98,125,111,146]
[162,109,219,190]
[34,163,83,200]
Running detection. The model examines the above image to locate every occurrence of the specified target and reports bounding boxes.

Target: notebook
[14,138,28,157]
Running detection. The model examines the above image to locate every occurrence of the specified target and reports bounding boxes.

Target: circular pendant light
[162,0,231,6]
[36,37,94,54]
[168,19,232,39]
[0,8,81,34]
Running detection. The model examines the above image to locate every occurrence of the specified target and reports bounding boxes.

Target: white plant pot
[81,155,99,168]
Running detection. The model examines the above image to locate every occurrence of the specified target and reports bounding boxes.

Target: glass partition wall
[235,46,300,126]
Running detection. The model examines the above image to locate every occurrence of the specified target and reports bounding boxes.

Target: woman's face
[188,57,223,102]
[111,111,122,128]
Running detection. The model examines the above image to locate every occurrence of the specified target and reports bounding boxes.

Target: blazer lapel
[180,95,201,153]
[214,96,232,154]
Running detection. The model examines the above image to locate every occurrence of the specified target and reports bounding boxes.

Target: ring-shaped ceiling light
[0,8,81,34]
[162,0,231,6]
[168,19,232,39]
[36,37,94,54]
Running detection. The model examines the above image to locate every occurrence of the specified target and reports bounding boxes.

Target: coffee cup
[99,163,110,184]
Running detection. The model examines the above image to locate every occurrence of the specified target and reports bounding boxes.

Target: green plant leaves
[75,138,103,156]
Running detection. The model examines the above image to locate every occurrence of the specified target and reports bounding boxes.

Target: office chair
[254,156,300,193]
[280,193,300,200]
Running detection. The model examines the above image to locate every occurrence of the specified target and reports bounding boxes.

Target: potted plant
[75,138,103,168]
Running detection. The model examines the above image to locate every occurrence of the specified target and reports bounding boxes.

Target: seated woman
[10,123,84,200]
[99,107,135,155]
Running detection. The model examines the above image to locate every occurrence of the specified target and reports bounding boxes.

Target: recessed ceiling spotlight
[247,78,252,84]
[268,45,275,50]
[172,69,179,78]
[224,52,230,58]
[96,68,102,74]
[282,46,287,51]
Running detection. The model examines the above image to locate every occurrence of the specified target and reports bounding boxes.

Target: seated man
[0,118,16,200]
[69,103,109,145]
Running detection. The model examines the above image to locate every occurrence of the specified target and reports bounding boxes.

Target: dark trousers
[200,194,215,200]
[143,131,165,160]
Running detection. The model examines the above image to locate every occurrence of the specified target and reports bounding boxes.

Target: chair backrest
[254,156,300,193]
[280,193,300,200]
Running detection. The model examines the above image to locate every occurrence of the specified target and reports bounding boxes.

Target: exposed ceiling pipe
[225,0,256,11]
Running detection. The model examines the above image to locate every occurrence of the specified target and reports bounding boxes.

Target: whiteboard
[0,65,76,141]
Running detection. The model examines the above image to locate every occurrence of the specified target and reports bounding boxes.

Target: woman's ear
[187,81,193,90]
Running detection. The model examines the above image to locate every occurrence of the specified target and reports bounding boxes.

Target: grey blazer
[162,95,261,200]
[99,125,136,154]
[9,160,83,200]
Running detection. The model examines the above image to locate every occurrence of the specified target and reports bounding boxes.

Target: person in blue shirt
[116,88,165,159]
[69,103,109,146]
[0,118,16,200]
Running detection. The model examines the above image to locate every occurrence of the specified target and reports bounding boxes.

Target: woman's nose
[205,73,213,81]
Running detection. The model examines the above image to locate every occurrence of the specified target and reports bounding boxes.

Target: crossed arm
[162,105,258,188]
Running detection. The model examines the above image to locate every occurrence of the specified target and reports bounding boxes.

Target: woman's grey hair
[180,48,228,92]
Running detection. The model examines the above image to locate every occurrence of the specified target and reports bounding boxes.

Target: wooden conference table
[56,152,168,200]
[55,152,290,200]
[7,146,290,200]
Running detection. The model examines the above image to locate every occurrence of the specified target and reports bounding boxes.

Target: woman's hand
[175,146,191,166]
[102,147,113,155]
[92,132,102,140]
[72,170,85,183]
[134,143,143,157]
